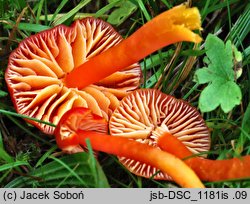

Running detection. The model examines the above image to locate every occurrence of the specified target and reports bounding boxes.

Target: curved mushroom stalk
[5,18,141,134]
[157,131,250,182]
[109,89,210,180]
[55,107,108,153]
[5,4,202,135]
[54,107,204,188]
[65,4,202,89]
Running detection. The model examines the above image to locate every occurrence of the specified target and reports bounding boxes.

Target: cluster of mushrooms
[5,4,250,188]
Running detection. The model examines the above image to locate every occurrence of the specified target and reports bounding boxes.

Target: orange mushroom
[109,89,250,182]
[5,17,141,134]
[109,89,210,179]
[54,107,204,188]
[65,4,202,89]
[5,4,201,136]
[158,131,250,182]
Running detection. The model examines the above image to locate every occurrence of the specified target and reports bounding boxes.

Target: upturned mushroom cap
[54,107,205,188]
[55,107,108,153]
[109,89,210,180]
[5,17,141,134]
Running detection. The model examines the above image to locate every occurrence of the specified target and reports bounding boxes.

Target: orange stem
[76,130,204,188]
[65,4,202,89]
[158,132,250,182]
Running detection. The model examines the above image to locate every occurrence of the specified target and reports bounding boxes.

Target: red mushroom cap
[5,17,141,134]
[54,106,204,188]
[109,89,210,180]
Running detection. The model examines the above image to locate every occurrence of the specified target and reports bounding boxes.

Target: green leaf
[107,0,137,26]
[205,35,234,81]
[5,152,109,188]
[194,67,215,84]
[219,81,242,113]
[198,81,221,112]
[232,45,243,62]
[194,34,242,113]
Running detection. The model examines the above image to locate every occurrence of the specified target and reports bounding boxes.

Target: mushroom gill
[5,17,141,134]
[109,89,210,180]
[54,107,205,188]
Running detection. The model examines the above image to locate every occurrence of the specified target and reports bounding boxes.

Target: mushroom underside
[5,17,141,134]
[109,89,210,180]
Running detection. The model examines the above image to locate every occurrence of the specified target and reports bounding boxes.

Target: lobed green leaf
[194,34,242,113]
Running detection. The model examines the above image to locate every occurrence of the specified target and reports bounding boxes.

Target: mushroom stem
[65,4,202,89]
[76,130,204,188]
[54,107,204,188]
[158,132,250,182]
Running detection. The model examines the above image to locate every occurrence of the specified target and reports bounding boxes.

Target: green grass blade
[203,0,239,17]
[52,0,92,26]
[0,161,29,172]
[36,0,45,23]
[0,134,22,172]
[238,103,250,152]
[5,153,109,188]
[56,163,81,187]
[35,145,58,168]
[183,83,199,100]
[95,0,120,18]
[48,155,87,186]
[228,4,250,47]
[49,0,70,25]
[4,21,51,33]
[85,139,97,184]
[0,109,55,127]
[137,0,151,21]
[18,22,51,32]
[0,170,12,184]
[140,51,172,71]
[5,115,52,145]
[201,0,211,21]
[160,0,172,9]
[0,131,3,149]
[0,148,14,164]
